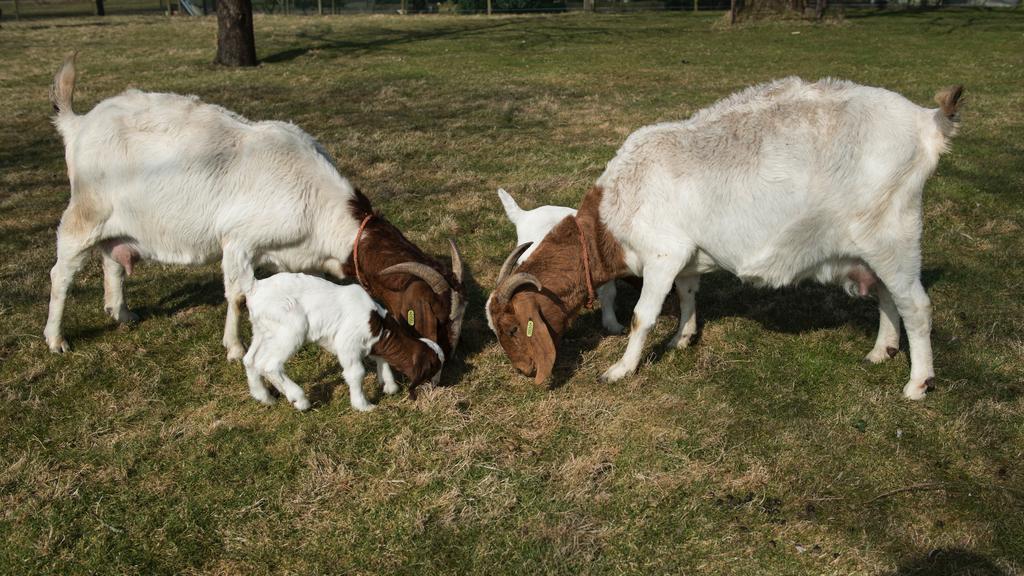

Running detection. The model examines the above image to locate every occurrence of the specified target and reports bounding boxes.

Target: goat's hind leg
[101,251,139,324]
[865,283,900,364]
[599,252,689,383]
[242,333,274,406]
[44,203,101,353]
[868,261,934,400]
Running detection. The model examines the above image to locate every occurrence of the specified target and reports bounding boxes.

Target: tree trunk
[815,0,826,19]
[215,0,257,67]
[583,0,594,11]
[96,0,106,15]
[729,0,737,24]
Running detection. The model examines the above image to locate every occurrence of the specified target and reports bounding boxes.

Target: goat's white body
[592,78,956,398]
[46,88,362,358]
[496,188,624,334]
[243,273,394,412]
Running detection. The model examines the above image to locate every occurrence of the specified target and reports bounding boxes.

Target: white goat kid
[243,273,444,412]
[497,188,624,334]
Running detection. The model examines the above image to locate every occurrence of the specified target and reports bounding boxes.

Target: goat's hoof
[668,333,696,350]
[47,337,70,354]
[903,377,933,401]
[864,345,896,365]
[352,402,375,413]
[603,322,626,336]
[292,397,312,412]
[599,364,632,383]
[251,392,276,406]
[225,345,245,362]
[106,306,139,324]
[383,383,400,395]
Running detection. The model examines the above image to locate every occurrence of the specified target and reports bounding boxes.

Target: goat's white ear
[497,188,521,222]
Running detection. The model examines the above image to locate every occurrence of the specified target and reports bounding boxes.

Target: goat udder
[110,242,141,275]
[847,266,878,296]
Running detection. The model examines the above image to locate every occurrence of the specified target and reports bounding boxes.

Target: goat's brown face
[406,341,444,394]
[490,290,559,385]
[377,239,467,362]
[389,282,451,354]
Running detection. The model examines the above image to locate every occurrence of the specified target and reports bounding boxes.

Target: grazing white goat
[494,188,624,334]
[488,78,963,399]
[243,273,444,412]
[44,53,465,362]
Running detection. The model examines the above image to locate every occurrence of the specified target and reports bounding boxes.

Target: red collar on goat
[573,216,596,310]
[353,214,373,288]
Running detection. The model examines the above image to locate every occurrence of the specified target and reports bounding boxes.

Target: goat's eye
[509,325,519,337]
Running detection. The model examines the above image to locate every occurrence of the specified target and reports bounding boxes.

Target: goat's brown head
[369,313,445,399]
[376,239,466,363]
[487,243,568,385]
[348,189,467,365]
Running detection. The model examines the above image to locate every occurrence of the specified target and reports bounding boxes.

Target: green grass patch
[1,9,1023,575]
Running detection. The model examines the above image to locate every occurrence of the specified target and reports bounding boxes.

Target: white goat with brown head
[44,53,466,367]
[488,78,963,399]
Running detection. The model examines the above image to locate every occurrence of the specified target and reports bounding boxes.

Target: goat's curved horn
[449,239,464,286]
[496,242,533,288]
[381,263,450,295]
[497,272,542,305]
[447,239,467,352]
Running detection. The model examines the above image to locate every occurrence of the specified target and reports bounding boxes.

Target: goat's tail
[933,85,964,138]
[497,188,523,224]
[50,52,80,139]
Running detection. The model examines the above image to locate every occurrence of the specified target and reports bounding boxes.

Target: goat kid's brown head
[370,314,445,399]
[487,243,563,385]
[379,239,466,362]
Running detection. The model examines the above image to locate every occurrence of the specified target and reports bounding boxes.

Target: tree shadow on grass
[890,548,1007,576]
[262,20,522,64]
[261,17,617,63]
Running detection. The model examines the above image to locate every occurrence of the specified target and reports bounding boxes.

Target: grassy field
[1,9,1023,575]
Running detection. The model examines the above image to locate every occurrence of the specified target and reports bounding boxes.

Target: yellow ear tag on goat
[527,320,534,338]
[407,310,415,326]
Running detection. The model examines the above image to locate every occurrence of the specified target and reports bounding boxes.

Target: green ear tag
[407,309,415,326]
[527,320,534,338]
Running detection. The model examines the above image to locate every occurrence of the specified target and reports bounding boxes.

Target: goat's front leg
[667,274,700,349]
[101,252,139,324]
[374,357,399,395]
[340,358,374,412]
[599,258,684,383]
[597,282,624,335]
[220,245,253,361]
[865,283,901,364]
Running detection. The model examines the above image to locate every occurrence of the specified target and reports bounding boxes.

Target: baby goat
[243,273,444,412]
[494,189,624,334]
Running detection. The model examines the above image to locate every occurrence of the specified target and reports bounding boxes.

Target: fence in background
[0,0,1015,20]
